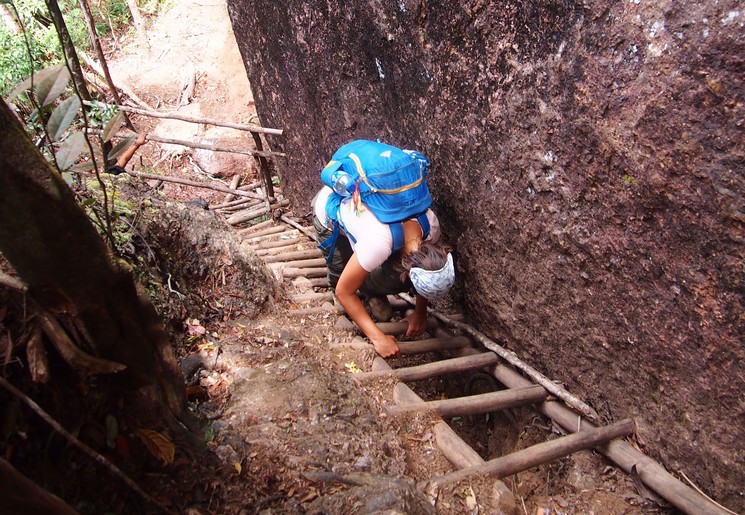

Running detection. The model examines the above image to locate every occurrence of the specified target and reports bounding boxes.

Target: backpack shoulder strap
[390,222,404,252]
[389,212,430,253]
[416,212,431,240]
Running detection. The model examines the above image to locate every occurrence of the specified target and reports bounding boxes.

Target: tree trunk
[0,97,190,431]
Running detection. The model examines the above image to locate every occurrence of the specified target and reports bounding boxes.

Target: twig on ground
[680,471,738,515]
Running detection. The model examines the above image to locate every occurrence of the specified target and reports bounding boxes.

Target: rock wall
[227,0,745,508]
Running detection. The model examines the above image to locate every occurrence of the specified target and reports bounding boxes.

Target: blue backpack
[319,140,432,260]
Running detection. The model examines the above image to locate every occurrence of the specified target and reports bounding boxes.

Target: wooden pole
[268,257,326,269]
[280,215,317,240]
[387,384,547,417]
[237,219,275,234]
[354,352,499,382]
[287,305,344,316]
[212,197,254,211]
[251,132,275,198]
[82,100,282,135]
[262,249,323,264]
[226,199,289,225]
[424,418,635,488]
[289,291,334,304]
[243,225,290,240]
[280,267,327,279]
[254,237,303,250]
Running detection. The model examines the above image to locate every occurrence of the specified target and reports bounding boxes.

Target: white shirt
[312,187,441,273]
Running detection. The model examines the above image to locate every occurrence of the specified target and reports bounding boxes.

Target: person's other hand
[370,334,400,358]
[403,311,427,337]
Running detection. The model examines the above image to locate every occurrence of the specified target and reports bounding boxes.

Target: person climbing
[312,140,455,358]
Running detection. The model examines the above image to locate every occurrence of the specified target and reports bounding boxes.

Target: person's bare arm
[336,254,399,357]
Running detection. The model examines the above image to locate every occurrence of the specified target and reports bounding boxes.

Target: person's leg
[359,256,411,298]
[313,216,352,290]
[358,256,413,321]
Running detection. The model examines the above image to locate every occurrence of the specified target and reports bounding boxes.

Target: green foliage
[0,0,131,95]
[93,0,130,35]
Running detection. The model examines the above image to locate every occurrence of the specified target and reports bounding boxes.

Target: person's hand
[403,311,427,337]
[370,333,400,358]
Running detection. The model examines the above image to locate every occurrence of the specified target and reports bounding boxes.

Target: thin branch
[279,215,316,240]
[679,471,739,515]
[398,292,600,421]
[126,171,264,200]
[0,376,174,514]
[82,100,283,135]
[79,53,154,111]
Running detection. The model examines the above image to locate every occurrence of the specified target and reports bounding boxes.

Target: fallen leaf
[233,462,242,474]
[135,429,175,466]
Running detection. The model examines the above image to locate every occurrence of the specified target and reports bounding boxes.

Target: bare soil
[96,2,674,513]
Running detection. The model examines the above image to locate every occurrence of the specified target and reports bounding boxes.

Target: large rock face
[228,0,744,508]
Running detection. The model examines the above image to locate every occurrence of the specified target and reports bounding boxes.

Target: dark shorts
[313,215,412,298]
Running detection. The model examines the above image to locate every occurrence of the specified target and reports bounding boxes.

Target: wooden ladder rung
[397,336,471,354]
[269,258,327,269]
[279,267,327,279]
[423,418,635,489]
[386,384,547,417]
[354,352,499,382]
[263,249,323,263]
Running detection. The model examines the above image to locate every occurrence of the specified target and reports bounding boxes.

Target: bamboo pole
[82,100,283,135]
[354,352,499,382]
[424,419,635,489]
[399,292,599,421]
[387,384,547,417]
